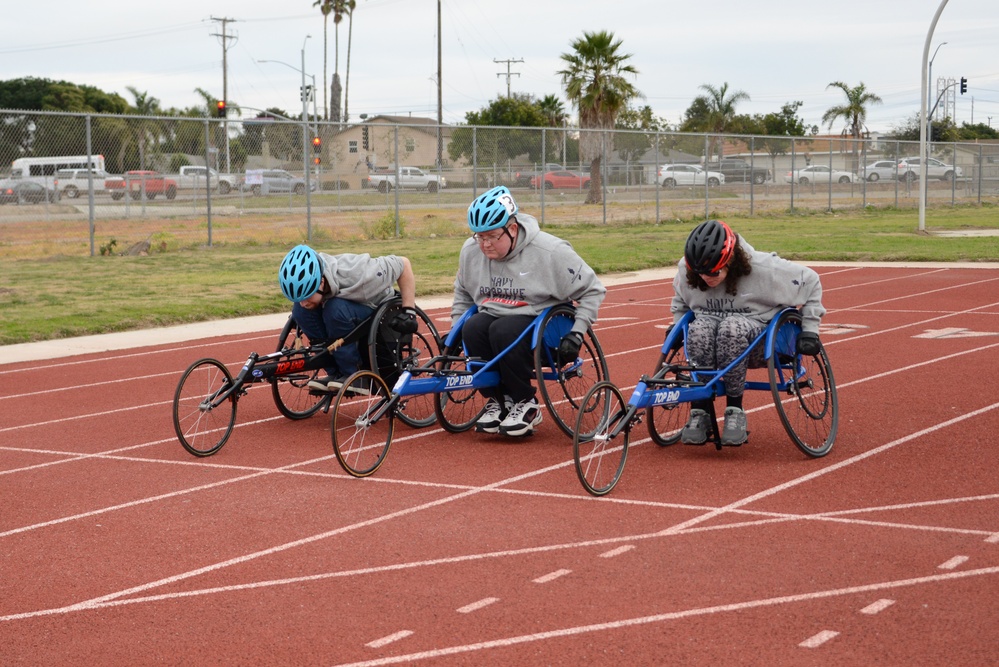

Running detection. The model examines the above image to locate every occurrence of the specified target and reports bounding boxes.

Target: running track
[2,265,998,666]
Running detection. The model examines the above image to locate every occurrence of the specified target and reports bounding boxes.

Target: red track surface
[2,266,999,666]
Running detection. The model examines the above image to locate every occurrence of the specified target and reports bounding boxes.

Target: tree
[124,86,164,171]
[447,94,550,168]
[314,0,355,122]
[614,104,669,164]
[683,82,750,160]
[558,30,641,204]
[538,94,569,164]
[749,101,807,178]
[822,81,882,168]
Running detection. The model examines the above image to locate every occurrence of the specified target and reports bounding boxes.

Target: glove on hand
[557,331,584,366]
[796,331,821,356]
[388,308,419,335]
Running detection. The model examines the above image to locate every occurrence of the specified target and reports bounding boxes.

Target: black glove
[796,331,821,356]
[557,331,584,366]
[387,307,419,335]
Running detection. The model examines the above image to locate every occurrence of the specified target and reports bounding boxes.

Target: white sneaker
[475,396,511,433]
[499,396,543,437]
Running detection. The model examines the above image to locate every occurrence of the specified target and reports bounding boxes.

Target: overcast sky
[3,0,997,134]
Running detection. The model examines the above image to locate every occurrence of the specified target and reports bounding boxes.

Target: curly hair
[684,235,752,296]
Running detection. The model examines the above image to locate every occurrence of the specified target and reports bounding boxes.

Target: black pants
[461,312,537,403]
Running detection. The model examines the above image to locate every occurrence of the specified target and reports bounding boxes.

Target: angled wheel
[768,311,838,457]
[434,339,487,433]
[331,370,394,477]
[646,342,692,447]
[272,316,326,420]
[173,358,237,457]
[573,381,630,496]
[369,299,441,428]
[534,304,610,438]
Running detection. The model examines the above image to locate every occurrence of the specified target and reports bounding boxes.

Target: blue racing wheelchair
[571,308,838,496]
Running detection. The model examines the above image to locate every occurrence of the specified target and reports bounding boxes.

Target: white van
[9,155,107,189]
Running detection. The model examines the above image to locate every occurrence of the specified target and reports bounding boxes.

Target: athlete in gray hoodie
[671,220,826,446]
[277,245,417,392]
[454,186,606,436]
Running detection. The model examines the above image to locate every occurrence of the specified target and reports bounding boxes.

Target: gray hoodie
[317,252,405,308]
[452,213,606,335]
[670,238,826,334]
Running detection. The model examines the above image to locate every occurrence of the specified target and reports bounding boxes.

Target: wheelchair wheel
[271,316,326,420]
[534,304,610,438]
[767,310,838,458]
[368,299,441,429]
[434,339,487,433]
[173,358,237,457]
[331,370,394,477]
[573,381,630,496]
[647,334,691,447]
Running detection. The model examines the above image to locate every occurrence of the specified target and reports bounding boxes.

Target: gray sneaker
[721,407,748,445]
[681,408,711,445]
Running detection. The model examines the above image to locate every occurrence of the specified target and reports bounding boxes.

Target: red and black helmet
[684,219,736,276]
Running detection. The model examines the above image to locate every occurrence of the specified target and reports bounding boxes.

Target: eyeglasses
[473,229,506,244]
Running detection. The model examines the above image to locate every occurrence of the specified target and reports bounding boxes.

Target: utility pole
[494,58,523,97]
[210,16,238,173]
[437,0,443,169]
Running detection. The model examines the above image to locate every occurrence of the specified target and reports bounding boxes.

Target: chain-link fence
[2,109,997,259]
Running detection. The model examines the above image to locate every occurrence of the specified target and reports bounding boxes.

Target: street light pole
[928,41,947,153]
[919,0,950,233]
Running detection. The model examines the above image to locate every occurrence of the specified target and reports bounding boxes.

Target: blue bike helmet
[467,185,518,233]
[279,245,323,302]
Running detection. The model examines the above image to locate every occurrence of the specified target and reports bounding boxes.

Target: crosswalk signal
[362,126,369,151]
[215,100,226,118]
[960,77,968,95]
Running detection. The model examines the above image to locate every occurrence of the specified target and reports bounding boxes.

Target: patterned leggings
[685,314,766,398]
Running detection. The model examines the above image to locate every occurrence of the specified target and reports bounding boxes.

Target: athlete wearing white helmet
[453,186,606,437]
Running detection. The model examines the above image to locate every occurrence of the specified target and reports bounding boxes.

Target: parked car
[530,170,590,190]
[0,181,61,205]
[858,160,900,182]
[55,168,110,198]
[784,165,858,185]
[897,156,963,181]
[242,169,315,196]
[514,163,563,187]
[658,164,725,188]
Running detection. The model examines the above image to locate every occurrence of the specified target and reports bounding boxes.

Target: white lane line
[799,630,839,648]
[457,598,498,614]
[985,533,999,544]
[860,599,895,615]
[366,631,413,649]
[533,569,571,584]
[322,567,999,667]
[938,556,969,570]
[599,545,634,558]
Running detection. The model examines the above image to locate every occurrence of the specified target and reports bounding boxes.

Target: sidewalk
[0,267,678,365]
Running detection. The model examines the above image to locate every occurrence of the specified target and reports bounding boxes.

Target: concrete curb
[3,263,996,366]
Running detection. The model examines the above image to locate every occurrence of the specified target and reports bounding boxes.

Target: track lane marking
[457,598,498,614]
[533,569,571,584]
[366,631,413,649]
[799,630,839,648]
[860,599,895,615]
[938,556,969,570]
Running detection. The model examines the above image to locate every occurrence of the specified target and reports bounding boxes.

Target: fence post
[204,120,213,246]
[85,115,95,257]
[393,125,400,237]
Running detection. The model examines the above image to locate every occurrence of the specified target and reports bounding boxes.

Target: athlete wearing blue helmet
[277,244,418,392]
[452,187,606,437]
[467,185,518,233]
[279,244,322,302]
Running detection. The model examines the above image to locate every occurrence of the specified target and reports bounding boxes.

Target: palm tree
[822,81,882,169]
[538,94,568,164]
[558,30,640,204]
[125,86,162,170]
[314,0,332,120]
[342,0,356,123]
[314,0,355,122]
[698,82,750,160]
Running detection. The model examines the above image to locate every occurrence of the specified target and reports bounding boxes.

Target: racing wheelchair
[571,308,838,496]
[327,303,609,478]
[172,295,441,457]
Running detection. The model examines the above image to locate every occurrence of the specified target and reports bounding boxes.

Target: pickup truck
[168,166,238,194]
[366,167,446,193]
[105,171,178,200]
[513,163,563,187]
[703,159,771,185]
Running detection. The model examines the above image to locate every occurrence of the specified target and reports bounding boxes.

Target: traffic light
[313,156,322,166]
[312,136,322,153]
[960,77,968,95]
[362,125,369,151]
[215,100,226,118]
